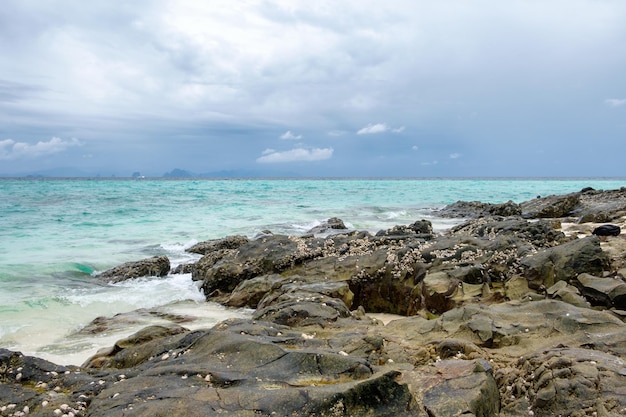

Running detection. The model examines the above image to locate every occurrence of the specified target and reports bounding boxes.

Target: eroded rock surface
[4,188,626,416]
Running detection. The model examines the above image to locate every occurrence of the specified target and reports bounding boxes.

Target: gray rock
[96,255,170,283]
[437,200,521,218]
[306,217,348,235]
[420,359,500,417]
[575,273,626,309]
[521,192,580,218]
[520,236,608,289]
[186,235,249,255]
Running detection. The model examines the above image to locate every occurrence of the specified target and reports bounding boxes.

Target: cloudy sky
[1,1,625,177]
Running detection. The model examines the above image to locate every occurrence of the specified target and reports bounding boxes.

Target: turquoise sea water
[1,178,625,364]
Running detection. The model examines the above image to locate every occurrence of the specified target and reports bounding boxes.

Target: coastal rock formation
[96,255,170,283]
[3,188,626,416]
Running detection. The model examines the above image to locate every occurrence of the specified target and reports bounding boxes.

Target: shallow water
[1,178,624,365]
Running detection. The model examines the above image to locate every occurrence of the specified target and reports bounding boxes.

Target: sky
[1,0,625,177]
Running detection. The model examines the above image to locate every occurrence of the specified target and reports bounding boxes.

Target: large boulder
[520,236,609,289]
[96,256,170,283]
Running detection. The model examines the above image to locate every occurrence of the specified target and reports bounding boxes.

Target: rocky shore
[2,187,626,416]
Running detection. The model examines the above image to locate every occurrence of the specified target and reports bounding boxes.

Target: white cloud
[412,145,419,151]
[256,147,333,163]
[0,137,82,160]
[449,153,461,159]
[328,130,347,137]
[421,160,439,166]
[357,123,389,135]
[605,98,626,107]
[357,123,405,135]
[279,130,303,140]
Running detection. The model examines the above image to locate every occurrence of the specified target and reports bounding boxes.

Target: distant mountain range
[0,167,302,178]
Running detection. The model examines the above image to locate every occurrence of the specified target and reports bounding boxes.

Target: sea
[1,178,625,366]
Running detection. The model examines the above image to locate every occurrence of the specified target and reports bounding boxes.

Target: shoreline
[2,186,626,416]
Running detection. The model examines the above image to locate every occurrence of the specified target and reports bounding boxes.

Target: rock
[83,320,417,417]
[437,200,521,218]
[224,273,287,308]
[306,217,348,235]
[253,292,352,326]
[504,347,626,416]
[520,236,609,289]
[545,280,589,308]
[96,255,170,283]
[574,273,626,309]
[170,262,195,274]
[521,192,580,218]
[417,359,500,417]
[186,235,249,255]
[592,224,621,237]
[376,219,434,239]
[83,324,189,369]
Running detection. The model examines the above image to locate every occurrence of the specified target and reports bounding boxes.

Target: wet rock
[185,235,249,255]
[96,255,170,283]
[170,262,195,274]
[306,217,348,235]
[376,219,434,239]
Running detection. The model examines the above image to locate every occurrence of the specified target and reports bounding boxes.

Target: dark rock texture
[4,188,626,416]
[96,255,170,283]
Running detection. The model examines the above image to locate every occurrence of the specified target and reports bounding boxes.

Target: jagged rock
[171,262,195,274]
[186,235,249,255]
[193,234,327,296]
[520,236,609,289]
[96,255,170,283]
